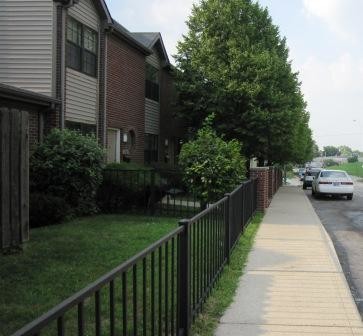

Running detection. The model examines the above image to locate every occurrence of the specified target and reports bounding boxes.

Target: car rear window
[320,171,347,178]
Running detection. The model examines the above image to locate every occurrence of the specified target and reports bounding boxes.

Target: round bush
[178,115,246,204]
[30,193,71,228]
[30,129,105,219]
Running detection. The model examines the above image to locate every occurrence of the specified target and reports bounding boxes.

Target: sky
[105,0,363,152]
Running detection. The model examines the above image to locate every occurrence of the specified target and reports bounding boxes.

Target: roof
[109,21,152,55]
[131,32,170,66]
[0,83,60,108]
[58,0,112,23]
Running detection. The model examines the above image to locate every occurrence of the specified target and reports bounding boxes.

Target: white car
[312,170,354,200]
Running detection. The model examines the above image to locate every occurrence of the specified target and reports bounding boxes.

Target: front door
[107,129,120,163]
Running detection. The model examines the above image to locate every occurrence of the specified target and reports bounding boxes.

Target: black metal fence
[12,180,258,336]
[98,169,201,218]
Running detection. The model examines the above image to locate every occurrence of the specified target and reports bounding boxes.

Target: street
[305,179,363,317]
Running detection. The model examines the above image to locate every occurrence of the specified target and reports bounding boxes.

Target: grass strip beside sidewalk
[191,212,263,336]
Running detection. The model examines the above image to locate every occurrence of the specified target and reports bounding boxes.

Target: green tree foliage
[30,129,105,224]
[312,141,321,158]
[178,115,246,203]
[174,0,313,164]
[323,159,339,167]
[323,146,340,157]
[338,145,353,158]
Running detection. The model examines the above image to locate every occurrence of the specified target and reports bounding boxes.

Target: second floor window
[145,64,159,101]
[66,17,98,77]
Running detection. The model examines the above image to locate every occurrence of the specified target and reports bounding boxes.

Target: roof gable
[131,32,170,67]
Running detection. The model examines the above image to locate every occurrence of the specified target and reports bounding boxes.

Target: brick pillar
[250,167,270,211]
[268,167,273,199]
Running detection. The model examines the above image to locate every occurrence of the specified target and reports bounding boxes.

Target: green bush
[30,129,105,221]
[105,161,153,171]
[348,156,358,163]
[323,159,339,167]
[30,193,71,228]
[178,115,246,204]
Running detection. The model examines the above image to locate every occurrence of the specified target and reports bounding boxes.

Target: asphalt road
[304,178,363,317]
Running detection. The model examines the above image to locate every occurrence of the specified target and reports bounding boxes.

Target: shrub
[178,114,246,204]
[105,161,153,171]
[348,156,358,163]
[323,159,339,167]
[30,193,71,228]
[30,129,105,221]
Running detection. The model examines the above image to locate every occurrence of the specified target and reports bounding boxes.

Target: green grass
[191,212,263,336]
[328,161,363,177]
[0,214,177,336]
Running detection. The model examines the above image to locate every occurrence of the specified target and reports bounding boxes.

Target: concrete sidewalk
[216,186,363,336]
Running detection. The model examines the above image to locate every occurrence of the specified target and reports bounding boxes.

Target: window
[144,134,158,164]
[145,64,159,101]
[66,121,96,136]
[66,17,98,77]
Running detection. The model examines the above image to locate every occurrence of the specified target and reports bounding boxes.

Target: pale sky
[106,0,363,152]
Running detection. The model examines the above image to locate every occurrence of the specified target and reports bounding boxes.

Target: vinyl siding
[146,52,160,69]
[68,0,99,31]
[0,0,54,96]
[145,98,159,134]
[65,0,100,125]
[65,68,98,124]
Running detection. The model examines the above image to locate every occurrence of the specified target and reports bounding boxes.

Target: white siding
[65,68,98,124]
[65,0,100,125]
[145,98,159,134]
[68,0,99,30]
[0,0,54,96]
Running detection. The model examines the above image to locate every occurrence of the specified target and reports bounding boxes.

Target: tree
[312,141,320,158]
[174,0,313,165]
[178,115,246,204]
[323,146,340,157]
[338,145,353,158]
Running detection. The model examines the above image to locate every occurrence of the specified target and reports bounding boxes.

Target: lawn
[329,161,363,177]
[0,214,177,336]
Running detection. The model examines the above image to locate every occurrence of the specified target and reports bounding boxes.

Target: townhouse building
[105,24,188,167]
[0,0,111,147]
[0,0,187,167]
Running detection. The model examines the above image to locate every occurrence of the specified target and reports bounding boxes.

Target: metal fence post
[150,170,155,215]
[224,194,231,265]
[178,219,190,336]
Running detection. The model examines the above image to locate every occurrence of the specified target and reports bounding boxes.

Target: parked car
[312,170,354,200]
[298,168,305,181]
[302,168,321,189]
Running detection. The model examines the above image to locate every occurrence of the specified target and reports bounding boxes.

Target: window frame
[66,16,98,78]
[145,64,160,102]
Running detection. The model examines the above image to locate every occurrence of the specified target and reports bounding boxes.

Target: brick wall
[250,167,270,211]
[106,34,145,164]
[29,110,39,149]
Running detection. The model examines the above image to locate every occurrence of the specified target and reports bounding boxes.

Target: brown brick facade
[251,167,283,211]
[250,167,270,211]
[29,110,40,149]
[106,34,146,164]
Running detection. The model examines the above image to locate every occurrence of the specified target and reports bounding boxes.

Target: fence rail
[99,169,201,218]
[12,180,258,336]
